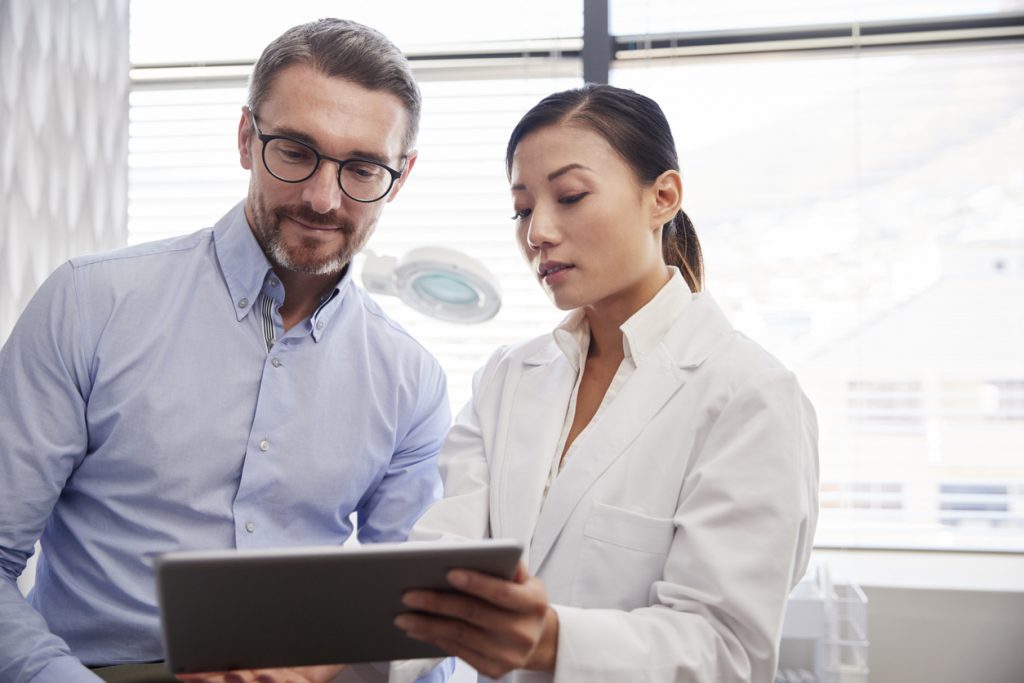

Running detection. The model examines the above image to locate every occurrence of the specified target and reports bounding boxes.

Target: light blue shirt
[0,202,453,682]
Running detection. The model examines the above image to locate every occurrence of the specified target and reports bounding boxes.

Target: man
[0,19,451,683]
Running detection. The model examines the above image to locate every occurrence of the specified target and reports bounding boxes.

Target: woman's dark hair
[506,84,703,291]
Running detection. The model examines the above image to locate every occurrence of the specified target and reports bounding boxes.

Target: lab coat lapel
[527,349,684,573]
[491,343,576,564]
[527,293,734,573]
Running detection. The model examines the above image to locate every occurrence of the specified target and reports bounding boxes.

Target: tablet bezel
[155,539,523,673]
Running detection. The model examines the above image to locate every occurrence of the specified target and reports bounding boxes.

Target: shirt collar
[551,267,693,370]
[620,268,692,365]
[213,200,354,336]
[309,269,353,342]
[214,201,274,322]
[552,309,590,372]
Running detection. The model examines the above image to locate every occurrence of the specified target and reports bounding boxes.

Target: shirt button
[271,357,282,368]
[269,278,280,288]
[315,320,324,331]
[259,439,270,452]
[245,522,256,533]
[237,298,249,309]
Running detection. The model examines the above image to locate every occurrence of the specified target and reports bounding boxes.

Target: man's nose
[301,161,343,214]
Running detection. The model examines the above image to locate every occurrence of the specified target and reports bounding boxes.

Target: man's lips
[285,214,346,234]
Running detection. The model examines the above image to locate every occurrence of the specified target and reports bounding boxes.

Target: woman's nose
[525,209,558,250]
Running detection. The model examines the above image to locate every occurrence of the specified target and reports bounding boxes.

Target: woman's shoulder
[672,293,798,385]
[478,331,561,374]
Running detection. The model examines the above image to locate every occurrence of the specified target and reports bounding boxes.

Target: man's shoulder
[68,228,214,273]
[346,286,443,367]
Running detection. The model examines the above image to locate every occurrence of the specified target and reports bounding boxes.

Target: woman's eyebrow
[511,162,593,191]
[547,162,591,181]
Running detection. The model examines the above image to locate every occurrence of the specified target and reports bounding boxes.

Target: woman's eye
[510,208,532,220]
[559,192,587,205]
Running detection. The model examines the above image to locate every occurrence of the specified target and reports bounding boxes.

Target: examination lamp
[361,247,502,324]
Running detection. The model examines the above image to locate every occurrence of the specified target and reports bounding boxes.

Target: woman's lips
[539,261,574,286]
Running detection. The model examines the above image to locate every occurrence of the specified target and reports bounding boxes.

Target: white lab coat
[392,292,818,683]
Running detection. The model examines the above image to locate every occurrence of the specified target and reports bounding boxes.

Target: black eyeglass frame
[249,112,404,203]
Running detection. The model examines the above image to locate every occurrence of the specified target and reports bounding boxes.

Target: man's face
[237,63,416,277]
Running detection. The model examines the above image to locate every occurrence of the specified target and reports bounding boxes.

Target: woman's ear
[650,169,683,230]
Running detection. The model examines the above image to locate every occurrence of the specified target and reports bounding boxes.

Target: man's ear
[238,106,255,171]
[650,169,683,230]
[386,150,418,203]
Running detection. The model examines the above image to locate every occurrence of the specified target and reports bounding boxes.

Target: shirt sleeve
[355,353,452,544]
[550,367,819,683]
[0,263,102,682]
[401,349,502,545]
[388,353,503,683]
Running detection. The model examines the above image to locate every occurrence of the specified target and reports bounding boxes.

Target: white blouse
[545,268,692,493]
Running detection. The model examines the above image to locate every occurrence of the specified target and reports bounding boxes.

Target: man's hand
[394,562,558,679]
[176,663,346,683]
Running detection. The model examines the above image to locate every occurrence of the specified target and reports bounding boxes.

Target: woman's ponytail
[662,209,704,292]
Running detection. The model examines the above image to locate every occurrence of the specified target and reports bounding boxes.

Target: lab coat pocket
[571,502,675,609]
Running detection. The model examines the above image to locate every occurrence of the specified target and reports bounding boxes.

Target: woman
[391,84,819,683]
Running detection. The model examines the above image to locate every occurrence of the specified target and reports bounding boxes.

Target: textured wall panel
[0,0,129,342]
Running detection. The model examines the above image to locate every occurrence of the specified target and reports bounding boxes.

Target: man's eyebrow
[347,148,398,167]
[511,163,593,191]
[266,124,318,148]
[266,125,396,166]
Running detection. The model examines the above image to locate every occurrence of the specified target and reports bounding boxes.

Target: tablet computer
[155,539,523,674]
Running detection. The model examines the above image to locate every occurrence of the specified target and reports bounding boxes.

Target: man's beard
[249,192,366,276]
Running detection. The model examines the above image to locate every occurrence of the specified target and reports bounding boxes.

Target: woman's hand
[175,663,346,683]
[394,562,558,679]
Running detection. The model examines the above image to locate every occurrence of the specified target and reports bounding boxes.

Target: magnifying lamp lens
[412,273,480,306]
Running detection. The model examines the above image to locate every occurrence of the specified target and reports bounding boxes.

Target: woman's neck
[583,265,672,360]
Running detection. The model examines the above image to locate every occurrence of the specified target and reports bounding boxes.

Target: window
[986,380,1024,420]
[128,2,1024,552]
[938,483,1018,528]
[821,482,904,511]
[611,35,1024,551]
[847,381,924,431]
[611,0,1024,34]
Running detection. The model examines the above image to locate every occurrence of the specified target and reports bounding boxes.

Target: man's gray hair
[248,18,421,153]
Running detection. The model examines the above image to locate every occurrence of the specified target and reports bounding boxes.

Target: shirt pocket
[570,501,675,609]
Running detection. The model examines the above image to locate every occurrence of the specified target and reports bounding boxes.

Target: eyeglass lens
[263,138,393,202]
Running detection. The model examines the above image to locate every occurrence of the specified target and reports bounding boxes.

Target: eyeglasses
[249,112,403,203]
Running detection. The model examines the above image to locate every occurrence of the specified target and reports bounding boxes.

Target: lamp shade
[361,247,502,324]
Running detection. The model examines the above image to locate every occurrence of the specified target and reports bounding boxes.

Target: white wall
[0,0,129,341]
[866,586,1024,682]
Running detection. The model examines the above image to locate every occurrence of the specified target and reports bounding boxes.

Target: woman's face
[509,123,675,317]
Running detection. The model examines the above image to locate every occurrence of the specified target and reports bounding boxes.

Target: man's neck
[275,267,344,332]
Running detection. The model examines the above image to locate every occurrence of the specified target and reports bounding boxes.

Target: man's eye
[275,144,314,163]
[344,162,384,181]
